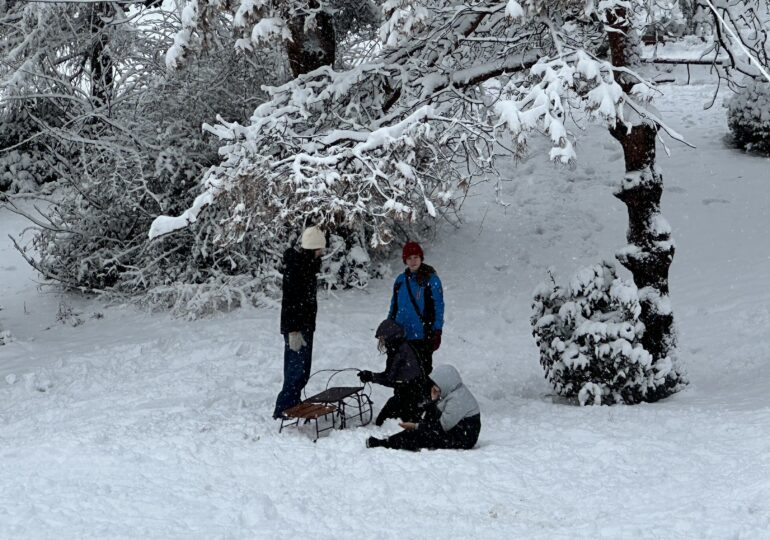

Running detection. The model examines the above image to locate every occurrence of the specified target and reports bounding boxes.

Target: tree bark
[606,6,685,400]
[89,3,115,109]
[286,1,336,78]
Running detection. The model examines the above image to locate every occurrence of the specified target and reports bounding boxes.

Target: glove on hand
[358,370,373,383]
[431,329,442,352]
[288,331,306,352]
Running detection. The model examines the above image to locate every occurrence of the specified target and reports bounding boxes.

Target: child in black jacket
[358,319,428,426]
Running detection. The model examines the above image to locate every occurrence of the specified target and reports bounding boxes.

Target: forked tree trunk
[606,7,686,400]
[286,1,336,78]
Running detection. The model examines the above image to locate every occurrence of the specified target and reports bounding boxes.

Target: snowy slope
[1,80,769,539]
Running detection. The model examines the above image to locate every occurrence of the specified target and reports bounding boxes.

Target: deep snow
[1,79,769,539]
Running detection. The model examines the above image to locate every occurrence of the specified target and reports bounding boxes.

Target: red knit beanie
[402,241,424,263]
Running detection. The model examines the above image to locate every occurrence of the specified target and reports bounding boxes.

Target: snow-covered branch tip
[702,0,770,83]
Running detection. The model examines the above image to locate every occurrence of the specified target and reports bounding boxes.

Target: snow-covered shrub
[0,150,52,193]
[531,261,672,405]
[0,106,58,193]
[727,79,770,154]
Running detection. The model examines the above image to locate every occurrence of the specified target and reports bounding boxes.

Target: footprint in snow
[702,198,730,206]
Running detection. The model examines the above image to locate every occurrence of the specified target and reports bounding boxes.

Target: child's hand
[399,422,417,430]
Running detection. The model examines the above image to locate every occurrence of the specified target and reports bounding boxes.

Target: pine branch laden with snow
[531,261,678,405]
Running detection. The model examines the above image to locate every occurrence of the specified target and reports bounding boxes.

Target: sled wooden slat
[283,402,337,419]
[278,402,337,442]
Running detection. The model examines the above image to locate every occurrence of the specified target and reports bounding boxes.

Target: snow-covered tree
[0,0,111,193]
[532,262,671,405]
[3,2,286,315]
[151,0,690,398]
[166,0,380,75]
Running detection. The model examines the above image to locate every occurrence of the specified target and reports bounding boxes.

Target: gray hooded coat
[430,364,480,431]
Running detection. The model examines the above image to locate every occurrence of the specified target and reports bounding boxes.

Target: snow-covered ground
[1,80,769,539]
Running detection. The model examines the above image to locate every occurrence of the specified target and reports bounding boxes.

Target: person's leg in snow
[394,382,425,422]
[273,331,314,418]
[375,383,424,425]
[367,414,481,451]
[374,395,400,426]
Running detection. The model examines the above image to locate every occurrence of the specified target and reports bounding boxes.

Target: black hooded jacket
[280,247,321,334]
[371,319,425,387]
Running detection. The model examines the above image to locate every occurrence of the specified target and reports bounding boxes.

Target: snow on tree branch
[151,1,665,249]
[704,0,770,82]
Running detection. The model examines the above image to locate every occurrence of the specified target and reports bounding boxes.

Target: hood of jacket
[430,364,480,431]
[375,319,406,347]
[430,364,462,395]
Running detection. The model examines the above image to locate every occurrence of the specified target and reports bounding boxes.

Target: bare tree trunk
[286,1,336,78]
[606,7,686,400]
[89,3,115,109]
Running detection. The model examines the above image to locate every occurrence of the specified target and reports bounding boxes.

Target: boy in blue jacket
[387,241,444,375]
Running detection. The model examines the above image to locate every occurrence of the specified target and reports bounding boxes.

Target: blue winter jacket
[387,264,444,341]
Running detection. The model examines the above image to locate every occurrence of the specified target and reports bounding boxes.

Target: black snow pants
[382,413,481,451]
[375,382,426,426]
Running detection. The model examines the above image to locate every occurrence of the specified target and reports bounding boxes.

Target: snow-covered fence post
[605,3,685,399]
